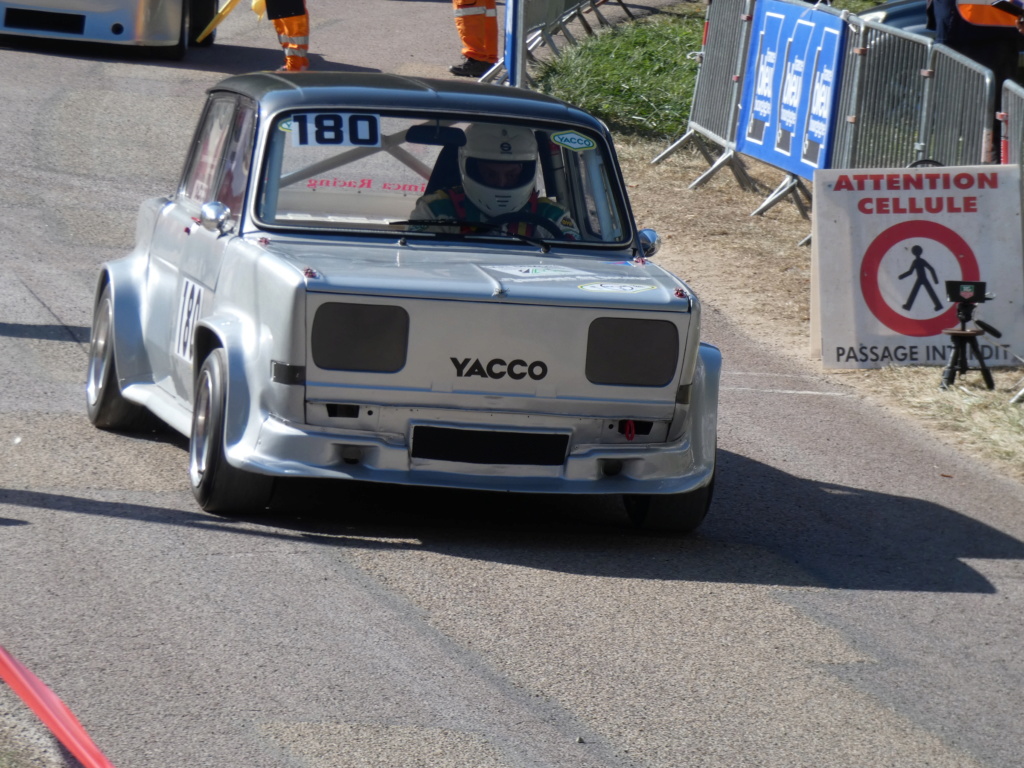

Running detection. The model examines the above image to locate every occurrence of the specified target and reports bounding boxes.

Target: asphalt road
[1,3,1023,767]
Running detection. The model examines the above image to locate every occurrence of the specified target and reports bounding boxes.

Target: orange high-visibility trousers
[453,0,498,63]
[266,0,309,70]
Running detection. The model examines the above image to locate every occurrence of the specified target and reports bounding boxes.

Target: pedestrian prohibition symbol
[859,220,980,337]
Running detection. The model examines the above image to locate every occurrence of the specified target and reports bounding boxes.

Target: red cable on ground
[0,645,116,768]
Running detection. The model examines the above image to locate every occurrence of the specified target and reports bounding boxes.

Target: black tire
[624,471,715,535]
[189,0,217,46]
[189,348,274,515]
[85,285,152,430]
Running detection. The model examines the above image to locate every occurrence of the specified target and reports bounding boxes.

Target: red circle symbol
[860,220,980,337]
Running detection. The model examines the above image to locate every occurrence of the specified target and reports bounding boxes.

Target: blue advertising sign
[775,19,814,158]
[803,23,842,167]
[737,0,846,178]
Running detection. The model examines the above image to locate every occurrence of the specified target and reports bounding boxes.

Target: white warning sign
[812,166,1024,369]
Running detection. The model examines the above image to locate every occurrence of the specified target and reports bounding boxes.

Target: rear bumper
[227,340,721,496]
[229,414,715,496]
[0,0,183,46]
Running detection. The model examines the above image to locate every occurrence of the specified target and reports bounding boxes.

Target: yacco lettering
[832,172,998,192]
[553,132,595,150]
[451,357,548,380]
[856,197,978,214]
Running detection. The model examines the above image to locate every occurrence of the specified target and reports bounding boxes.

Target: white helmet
[459,123,538,217]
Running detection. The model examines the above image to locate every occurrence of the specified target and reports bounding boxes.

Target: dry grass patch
[870,365,1024,470]
[616,137,1024,482]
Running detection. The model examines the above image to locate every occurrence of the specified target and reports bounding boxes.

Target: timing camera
[945,280,987,304]
[943,280,999,335]
[939,279,1001,390]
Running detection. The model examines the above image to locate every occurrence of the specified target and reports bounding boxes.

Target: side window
[180,96,237,206]
[215,102,257,216]
[566,148,625,242]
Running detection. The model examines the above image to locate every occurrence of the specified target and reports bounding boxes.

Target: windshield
[255,111,630,245]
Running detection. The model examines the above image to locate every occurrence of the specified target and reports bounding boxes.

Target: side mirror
[200,201,233,235]
[638,228,661,258]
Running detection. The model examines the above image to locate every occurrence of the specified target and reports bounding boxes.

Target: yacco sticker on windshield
[281,113,382,148]
[486,265,595,278]
[551,131,596,152]
[579,282,656,293]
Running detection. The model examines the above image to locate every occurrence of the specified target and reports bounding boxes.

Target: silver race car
[86,72,721,532]
[0,0,217,58]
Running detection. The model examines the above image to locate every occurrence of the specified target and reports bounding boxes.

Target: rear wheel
[189,348,274,515]
[624,471,715,535]
[85,285,151,430]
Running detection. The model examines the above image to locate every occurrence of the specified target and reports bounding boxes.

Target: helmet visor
[464,158,537,190]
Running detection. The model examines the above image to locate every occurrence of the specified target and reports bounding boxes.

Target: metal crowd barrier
[650,5,999,214]
[837,21,994,168]
[651,0,757,190]
[1000,80,1024,165]
[832,18,933,169]
[920,45,995,164]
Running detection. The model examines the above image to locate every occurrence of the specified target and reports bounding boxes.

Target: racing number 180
[291,113,381,147]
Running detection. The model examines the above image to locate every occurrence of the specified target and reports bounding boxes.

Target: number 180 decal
[176,278,204,363]
[284,112,381,147]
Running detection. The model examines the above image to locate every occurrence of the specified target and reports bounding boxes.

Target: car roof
[209,72,609,133]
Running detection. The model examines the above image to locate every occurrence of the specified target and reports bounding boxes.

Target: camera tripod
[940,300,998,390]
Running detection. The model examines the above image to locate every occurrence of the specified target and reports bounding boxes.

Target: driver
[410,123,581,240]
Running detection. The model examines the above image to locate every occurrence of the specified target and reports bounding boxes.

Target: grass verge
[536,1,883,139]
[537,4,705,139]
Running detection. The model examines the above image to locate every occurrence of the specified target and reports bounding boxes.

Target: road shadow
[181,44,381,75]
[0,36,379,75]
[0,323,89,343]
[2,449,1021,593]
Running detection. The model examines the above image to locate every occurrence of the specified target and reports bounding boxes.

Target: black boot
[449,57,492,77]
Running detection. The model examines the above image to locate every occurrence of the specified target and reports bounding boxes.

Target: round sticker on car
[552,131,596,152]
